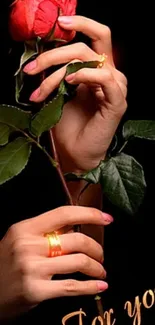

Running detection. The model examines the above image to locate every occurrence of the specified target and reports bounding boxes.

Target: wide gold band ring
[97,53,108,68]
[44,232,62,257]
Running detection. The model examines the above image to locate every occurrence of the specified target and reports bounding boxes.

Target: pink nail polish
[102,213,113,223]
[23,60,37,72]
[29,88,41,101]
[97,281,108,292]
[65,73,75,82]
[58,16,73,24]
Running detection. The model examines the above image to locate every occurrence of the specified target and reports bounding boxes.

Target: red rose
[9,0,77,42]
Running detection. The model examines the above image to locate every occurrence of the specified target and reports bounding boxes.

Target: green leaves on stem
[66,120,155,215]
[67,153,146,215]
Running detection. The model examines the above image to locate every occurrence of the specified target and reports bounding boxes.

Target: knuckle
[103,69,114,83]
[56,205,69,218]
[78,253,90,270]
[40,79,49,93]
[120,73,128,86]
[37,52,46,67]
[76,68,87,79]
[78,42,88,52]
[101,25,111,39]
[17,257,33,276]
[76,233,88,248]
[98,244,104,261]
[7,223,21,240]
[11,238,26,256]
[56,205,74,223]
[89,207,102,220]
[21,277,38,303]
[98,265,106,278]
[63,280,78,294]
[118,99,128,117]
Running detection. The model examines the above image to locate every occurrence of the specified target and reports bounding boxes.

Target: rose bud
[9,0,77,42]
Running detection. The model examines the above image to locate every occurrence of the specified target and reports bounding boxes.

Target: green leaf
[31,94,64,137]
[67,153,146,215]
[15,70,25,105]
[15,41,38,106]
[58,60,100,96]
[66,60,100,75]
[99,153,146,215]
[0,124,12,146]
[15,41,38,76]
[0,137,31,185]
[0,105,31,130]
[68,164,102,184]
[123,120,155,141]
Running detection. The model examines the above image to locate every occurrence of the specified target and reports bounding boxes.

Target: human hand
[0,206,113,320]
[24,16,127,172]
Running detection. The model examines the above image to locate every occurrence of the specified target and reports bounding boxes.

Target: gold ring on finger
[97,53,108,68]
[44,232,62,258]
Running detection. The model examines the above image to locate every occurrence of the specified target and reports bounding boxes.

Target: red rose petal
[34,1,58,38]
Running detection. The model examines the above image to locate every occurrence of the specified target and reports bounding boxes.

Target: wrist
[59,152,106,175]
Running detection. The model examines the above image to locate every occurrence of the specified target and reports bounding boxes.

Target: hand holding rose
[0,207,112,320]
[22,15,127,172]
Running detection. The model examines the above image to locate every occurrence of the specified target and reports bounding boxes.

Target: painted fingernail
[102,213,113,223]
[58,16,73,24]
[29,88,41,101]
[65,73,75,82]
[97,281,108,292]
[23,60,37,72]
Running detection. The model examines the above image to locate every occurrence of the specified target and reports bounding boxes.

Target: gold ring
[44,232,62,257]
[97,53,108,68]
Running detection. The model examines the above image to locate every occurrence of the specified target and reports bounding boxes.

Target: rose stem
[49,129,74,206]
[39,43,104,316]
[95,296,105,322]
[48,129,81,233]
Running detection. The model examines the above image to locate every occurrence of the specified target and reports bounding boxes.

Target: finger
[29,65,66,102]
[29,60,127,103]
[65,67,127,108]
[37,233,103,262]
[37,279,108,300]
[22,206,113,235]
[23,42,98,75]
[58,15,114,63]
[29,59,83,102]
[38,253,106,279]
[108,64,128,87]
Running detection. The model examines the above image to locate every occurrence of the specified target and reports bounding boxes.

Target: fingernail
[102,213,113,223]
[97,281,108,292]
[58,16,73,24]
[23,60,37,72]
[65,73,75,82]
[29,88,41,101]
